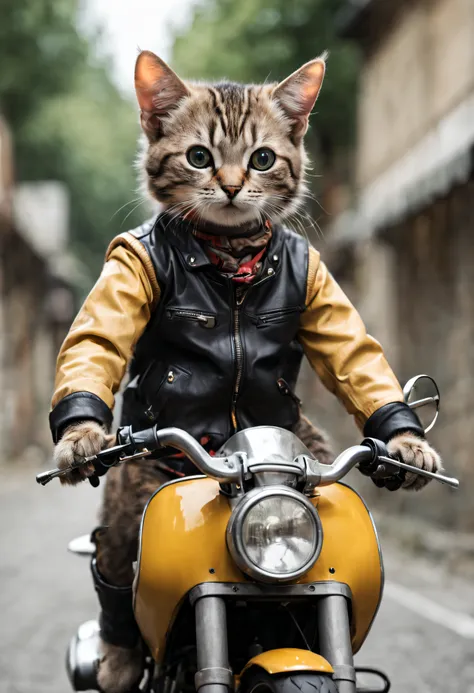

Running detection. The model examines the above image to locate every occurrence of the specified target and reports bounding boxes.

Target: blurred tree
[0,0,87,129]
[173,0,359,197]
[0,0,143,282]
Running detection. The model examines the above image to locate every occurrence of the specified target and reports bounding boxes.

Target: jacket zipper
[277,378,302,406]
[257,306,302,326]
[231,285,246,431]
[229,268,277,431]
[167,308,216,329]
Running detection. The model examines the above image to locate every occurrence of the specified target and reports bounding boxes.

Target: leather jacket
[50,214,423,445]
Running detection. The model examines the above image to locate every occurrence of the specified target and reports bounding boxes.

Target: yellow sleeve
[52,234,159,410]
[298,247,403,430]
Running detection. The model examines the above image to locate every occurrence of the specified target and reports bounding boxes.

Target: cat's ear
[273,53,326,140]
[135,50,189,138]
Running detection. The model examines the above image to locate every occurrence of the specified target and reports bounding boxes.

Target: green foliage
[0,0,142,282]
[0,0,87,129]
[172,0,360,164]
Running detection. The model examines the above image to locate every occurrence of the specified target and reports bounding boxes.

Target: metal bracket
[247,462,303,476]
[332,663,357,683]
[195,667,233,691]
[189,581,352,606]
[292,454,322,495]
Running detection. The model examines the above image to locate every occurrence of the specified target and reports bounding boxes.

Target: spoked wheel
[240,669,338,693]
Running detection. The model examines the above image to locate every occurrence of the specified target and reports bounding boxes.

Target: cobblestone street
[1,462,474,693]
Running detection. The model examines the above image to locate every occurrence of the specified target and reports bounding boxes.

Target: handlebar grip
[359,438,388,475]
[359,437,405,491]
[117,424,160,452]
[36,470,57,485]
[36,466,73,485]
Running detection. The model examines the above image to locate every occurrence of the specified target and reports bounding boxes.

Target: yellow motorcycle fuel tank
[134,477,382,662]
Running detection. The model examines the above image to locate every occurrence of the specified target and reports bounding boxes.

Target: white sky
[82,0,198,96]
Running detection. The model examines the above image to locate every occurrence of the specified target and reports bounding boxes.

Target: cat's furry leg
[94,462,171,693]
[292,413,334,465]
[97,642,143,693]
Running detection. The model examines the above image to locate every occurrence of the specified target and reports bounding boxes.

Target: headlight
[226,487,323,583]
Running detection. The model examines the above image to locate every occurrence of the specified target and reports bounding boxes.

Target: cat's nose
[222,185,242,200]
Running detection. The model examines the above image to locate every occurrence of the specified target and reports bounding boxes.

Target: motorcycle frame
[135,475,383,661]
[189,582,355,693]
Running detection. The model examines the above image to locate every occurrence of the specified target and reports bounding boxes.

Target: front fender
[241,648,334,676]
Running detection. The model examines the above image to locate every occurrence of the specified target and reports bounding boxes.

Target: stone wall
[0,119,75,465]
[308,180,474,531]
[356,0,474,189]
[318,0,474,531]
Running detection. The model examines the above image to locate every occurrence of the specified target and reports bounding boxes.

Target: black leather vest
[121,214,309,453]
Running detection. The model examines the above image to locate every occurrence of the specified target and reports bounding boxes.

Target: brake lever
[89,449,153,465]
[377,455,459,489]
[35,442,134,486]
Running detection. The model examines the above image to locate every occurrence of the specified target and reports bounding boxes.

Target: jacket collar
[156,214,212,269]
[156,213,283,275]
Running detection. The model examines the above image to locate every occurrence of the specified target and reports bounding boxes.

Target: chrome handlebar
[36,426,459,490]
[155,428,242,483]
[316,445,374,485]
[315,445,459,489]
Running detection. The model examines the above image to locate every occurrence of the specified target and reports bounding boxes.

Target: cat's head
[135,51,325,231]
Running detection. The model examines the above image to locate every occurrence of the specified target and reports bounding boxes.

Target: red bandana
[193,220,272,284]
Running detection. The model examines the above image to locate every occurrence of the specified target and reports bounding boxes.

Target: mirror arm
[408,395,440,410]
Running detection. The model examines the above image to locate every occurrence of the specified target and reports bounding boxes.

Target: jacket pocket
[140,363,192,422]
[166,307,217,329]
[250,306,303,328]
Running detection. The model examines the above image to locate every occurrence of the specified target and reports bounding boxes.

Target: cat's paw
[54,421,113,486]
[387,433,443,491]
[97,639,143,693]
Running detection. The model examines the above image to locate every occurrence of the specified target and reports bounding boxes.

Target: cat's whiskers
[121,200,146,227]
[162,199,201,230]
[193,199,214,230]
[110,196,143,222]
[260,195,313,241]
[260,199,287,226]
[171,201,199,223]
[291,217,310,242]
[291,207,324,242]
[263,195,292,222]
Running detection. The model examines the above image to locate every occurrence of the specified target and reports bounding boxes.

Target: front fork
[317,595,356,693]
[195,597,233,693]
[193,594,355,693]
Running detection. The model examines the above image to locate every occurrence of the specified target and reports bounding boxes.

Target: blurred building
[0,116,76,465]
[319,0,474,529]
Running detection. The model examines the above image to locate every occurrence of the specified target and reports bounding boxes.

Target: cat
[136,49,328,233]
[53,52,441,693]
[135,49,336,467]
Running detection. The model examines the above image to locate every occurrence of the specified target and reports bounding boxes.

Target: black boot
[91,558,144,693]
[91,558,140,649]
[66,563,142,692]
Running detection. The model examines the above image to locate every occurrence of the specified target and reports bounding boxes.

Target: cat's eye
[187,146,212,169]
[249,148,276,171]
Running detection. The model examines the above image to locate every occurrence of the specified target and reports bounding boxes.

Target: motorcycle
[37,375,458,693]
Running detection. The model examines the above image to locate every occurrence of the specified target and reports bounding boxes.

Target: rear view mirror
[403,374,440,433]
